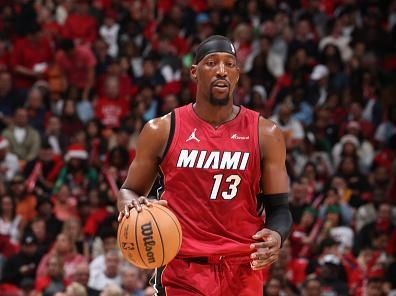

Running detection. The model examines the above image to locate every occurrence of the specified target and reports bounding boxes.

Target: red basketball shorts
[153,255,265,296]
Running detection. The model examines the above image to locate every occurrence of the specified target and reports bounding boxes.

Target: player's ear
[236,65,240,82]
[190,65,198,82]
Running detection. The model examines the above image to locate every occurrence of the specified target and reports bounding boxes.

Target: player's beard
[209,90,231,106]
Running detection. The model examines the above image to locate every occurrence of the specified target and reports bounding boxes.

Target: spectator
[60,100,84,138]
[52,185,78,222]
[99,10,120,58]
[319,187,354,226]
[55,39,96,101]
[94,75,129,129]
[375,106,396,147]
[354,202,395,255]
[89,227,117,278]
[11,23,53,90]
[2,108,41,162]
[62,0,97,45]
[11,174,37,224]
[263,277,286,296]
[316,254,349,295]
[25,87,47,133]
[120,265,145,296]
[44,115,70,155]
[62,217,89,259]
[290,207,317,258]
[301,276,321,296]
[37,232,87,282]
[28,216,51,254]
[0,71,23,128]
[99,283,123,296]
[332,133,374,174]
[35,197,63,243]
[307,64,329,107]
[270,98,305,150]
[2,232,43,287]
[0,136,19,182]
[289,180,310,223]
[246,35,275,90]
[35,254,68,295]
[63,282,88,296]
[319,18,353,62]
[23,140,64,195]
[0,35,11,72]
[54,144,98,197]
[88,249,121,291]
[70,262,100,296]
[336,156,371,208]
[0,194,22,244]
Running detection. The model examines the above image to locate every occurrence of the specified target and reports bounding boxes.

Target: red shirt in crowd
[342,251,384,295]
[55,45,96,90]
[96,73,134,99]
[95,96,129,128]
[41,21,62,41]
[11,36,53,89]
[62,13,97,45]
[0,50,10,72]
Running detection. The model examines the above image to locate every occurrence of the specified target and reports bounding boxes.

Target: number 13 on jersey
[210,174,241,200]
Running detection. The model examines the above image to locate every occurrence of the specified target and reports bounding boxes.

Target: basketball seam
[153,205,182,250]
[147,209,165,267]
[135,211,148,268]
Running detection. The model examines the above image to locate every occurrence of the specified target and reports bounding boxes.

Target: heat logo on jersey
[176,149,250,170]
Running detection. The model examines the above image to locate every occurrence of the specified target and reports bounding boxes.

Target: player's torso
[160,104,263,257]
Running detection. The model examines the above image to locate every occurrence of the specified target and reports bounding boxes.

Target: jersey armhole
[258,114,264,177]
[160,111,175,163]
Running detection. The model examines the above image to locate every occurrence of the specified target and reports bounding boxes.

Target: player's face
[192,53,239,106]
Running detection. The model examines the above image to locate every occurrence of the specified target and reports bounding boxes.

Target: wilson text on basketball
[141,222,156,263]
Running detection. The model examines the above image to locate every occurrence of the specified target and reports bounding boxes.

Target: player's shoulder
[138,113,172,157]
[258,116,283,138]
[258,116,285,159]
[144,113,172,134]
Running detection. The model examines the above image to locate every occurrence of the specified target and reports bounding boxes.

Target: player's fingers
[256,239,279,249]
[139,196,151,207]
[252,228,272,240]
[250,242,272,249]
[250,255,277,270]
[152,200,168,207]
[124,204,131,217]
[117,211,124,222]
[131,199,142,212]
[250,249,270,260]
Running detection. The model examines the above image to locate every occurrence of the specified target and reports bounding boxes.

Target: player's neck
[193,101,239,128]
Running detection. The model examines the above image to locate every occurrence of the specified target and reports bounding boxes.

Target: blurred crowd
[0,0,395,295]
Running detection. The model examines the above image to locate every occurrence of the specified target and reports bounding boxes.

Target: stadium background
[0,0,395,295]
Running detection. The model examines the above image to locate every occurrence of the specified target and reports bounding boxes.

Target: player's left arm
[250,117,292,270]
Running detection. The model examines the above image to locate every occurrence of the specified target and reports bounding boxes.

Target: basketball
[117,203,182,269]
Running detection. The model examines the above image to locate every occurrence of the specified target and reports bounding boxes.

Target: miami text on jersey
[176,149,250,170]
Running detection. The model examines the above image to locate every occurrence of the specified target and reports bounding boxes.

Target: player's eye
[206,60,216,67]
[226,62,235,67]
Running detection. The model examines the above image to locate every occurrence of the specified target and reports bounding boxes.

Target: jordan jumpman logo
[186,128,200,142]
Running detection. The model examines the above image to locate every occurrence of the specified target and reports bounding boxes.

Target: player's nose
[216,61,227,77]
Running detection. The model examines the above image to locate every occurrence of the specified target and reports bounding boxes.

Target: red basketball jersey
[160,103,264,257]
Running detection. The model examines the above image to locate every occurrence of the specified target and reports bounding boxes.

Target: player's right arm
[117,114,171,221]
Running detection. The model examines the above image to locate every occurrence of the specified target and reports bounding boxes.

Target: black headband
[194,36,236,64]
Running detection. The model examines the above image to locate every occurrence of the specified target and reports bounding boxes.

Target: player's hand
[250,228,281,270]
[117,196,168,222]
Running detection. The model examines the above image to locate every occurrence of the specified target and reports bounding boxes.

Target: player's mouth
[212,80,229,92]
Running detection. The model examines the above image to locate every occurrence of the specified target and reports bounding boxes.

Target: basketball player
[118,35,292,295]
